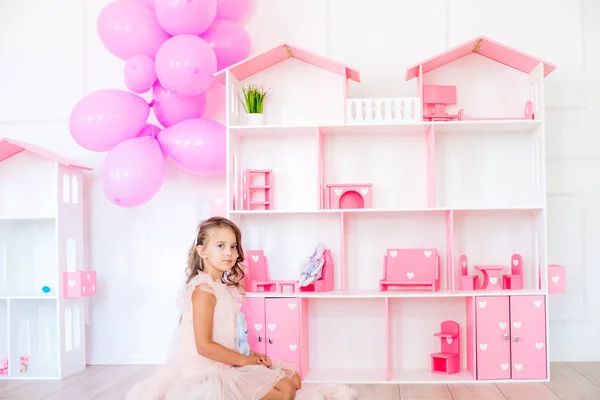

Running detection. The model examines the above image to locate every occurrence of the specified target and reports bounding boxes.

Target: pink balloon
[155,0,217,35]
[101,136,165,207]
[69,89,150,152]
[155,35,217,96]
[136,123,162,138]
[130,0,154,10]
[203,80,225,120]
[216,0,254,21]
[124,55,157,94]
[151,81,207,127]
[200,19,251,70]
[97,1,170,60]
[157,118,225,175]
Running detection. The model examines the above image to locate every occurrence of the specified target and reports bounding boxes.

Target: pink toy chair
[422,85,463,121]
[243,250,297,292]
[502,254,523,290]
[297,250,334,292]
[548,264,566,293]
[430,320,460,374]
[379,248,440,292]
[458,254,478,290]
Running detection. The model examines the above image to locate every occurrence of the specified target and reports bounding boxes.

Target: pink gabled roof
[214,43,360,84]
[405,36,556,81]
[0,138,92,170]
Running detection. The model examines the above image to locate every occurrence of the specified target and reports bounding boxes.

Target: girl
[127,216,357,400]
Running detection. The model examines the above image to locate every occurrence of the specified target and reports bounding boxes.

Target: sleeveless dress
[126,272,296,399]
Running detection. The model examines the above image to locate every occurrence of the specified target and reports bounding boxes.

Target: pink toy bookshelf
[0,139,94,380]
[220,36,564,384]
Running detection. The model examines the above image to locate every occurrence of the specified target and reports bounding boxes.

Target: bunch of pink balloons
[68,0,253,207]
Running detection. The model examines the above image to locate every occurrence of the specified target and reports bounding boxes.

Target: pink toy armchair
[379,248,440,292]
[458,254,479,291]
[243,250,297,292]
[297,250,334,292]
[502,254,523,290]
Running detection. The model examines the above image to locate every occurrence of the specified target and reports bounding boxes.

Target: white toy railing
[346,97,422,125]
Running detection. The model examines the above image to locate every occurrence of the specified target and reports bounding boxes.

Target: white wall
[0,0,597,364]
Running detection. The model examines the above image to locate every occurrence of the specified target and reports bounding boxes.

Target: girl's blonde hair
[185,216,246,294]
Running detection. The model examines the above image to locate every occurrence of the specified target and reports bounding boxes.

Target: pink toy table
[474,265,505,291]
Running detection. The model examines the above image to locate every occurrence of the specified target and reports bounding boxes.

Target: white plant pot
[247,113,265,125]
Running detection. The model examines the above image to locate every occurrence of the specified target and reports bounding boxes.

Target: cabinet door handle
[514,336,519,342]
[503,334,508,340]
[257,336,262,342]
[268,338,273,344]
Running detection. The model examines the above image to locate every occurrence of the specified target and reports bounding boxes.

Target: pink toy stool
[502,254,523,290]
[458,254,478,290]
[243,250,297,292]
[548,264,566,293]
[297,250,334,292]
[243,169,272,210]
[325,184,372,209]
[430,320,460,374]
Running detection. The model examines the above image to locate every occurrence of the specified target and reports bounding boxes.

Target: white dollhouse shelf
[217,37,562,384]
[0,138,93,380]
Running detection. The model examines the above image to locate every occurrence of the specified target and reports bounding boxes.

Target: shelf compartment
[0,299,7,377]
[306,298,387,383]
[0,219,57,297]
[9,299,59,378]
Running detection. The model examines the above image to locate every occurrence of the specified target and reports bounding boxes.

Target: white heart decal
[534,300,542,308]
[389,250,398,258]
[289,344,297,352]
[288,303,296,310]
[513,322,522,329]
[489,277,498,285]
[479,344,488,351]
[82,287,87,293]
[251,255,259,262]
[406,272,414,279]
[424,250,432,258]
[499,322,507,329]
[87,273,91,280]
[462,260,466,267]
[501,363,509,371]
[215,198,223,205]
[478,301,487,309]
[268,324,276,331]
[334,189,342,196]
[513,259,519,266]
[91,285,96,292]
[535,342,544,350]
[446,337,453,344]
[254,324,262,331]
[551,276,560,283]
[515,364,523,371]
[68,280,76,288]
[360,188,369,195]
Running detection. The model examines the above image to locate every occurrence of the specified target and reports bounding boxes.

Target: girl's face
[197,227,239,278]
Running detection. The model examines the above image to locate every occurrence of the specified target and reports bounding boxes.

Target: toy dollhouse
[217,36,565,384]
[0,138,95,380]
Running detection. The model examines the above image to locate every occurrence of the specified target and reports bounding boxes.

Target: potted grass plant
[238,84,269,125]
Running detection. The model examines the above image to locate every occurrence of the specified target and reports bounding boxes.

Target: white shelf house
[215,37,566,384]
[0,138,95,380]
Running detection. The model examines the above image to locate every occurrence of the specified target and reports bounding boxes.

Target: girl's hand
[243,354,261,366]
[252,352,272,368]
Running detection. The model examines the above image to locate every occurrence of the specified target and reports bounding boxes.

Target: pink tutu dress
[126,272,296,400]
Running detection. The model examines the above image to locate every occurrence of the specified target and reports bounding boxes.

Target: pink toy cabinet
[241,297,309,378]
[243,250,297,292]
[430,320,460,374]
[458,254,478,291]
[0,139,93,380]
[502,254,523,290]
[297,250,334,292]
[243,169,272,210]
[379,248,440,292]
[548,264,566,293]
[325,184,372,209]
[470,295,547,380]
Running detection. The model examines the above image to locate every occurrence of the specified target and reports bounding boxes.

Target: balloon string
[149,99,156,107]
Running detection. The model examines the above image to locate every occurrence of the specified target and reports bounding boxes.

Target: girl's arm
[192,287,260,367]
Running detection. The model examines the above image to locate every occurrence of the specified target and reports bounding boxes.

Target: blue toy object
[237,312,250,355]
[42,286,51,293]
[298,243,327,287]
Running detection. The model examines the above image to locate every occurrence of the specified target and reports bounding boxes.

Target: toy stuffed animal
[298,243,326,287]
[237,312,250,356]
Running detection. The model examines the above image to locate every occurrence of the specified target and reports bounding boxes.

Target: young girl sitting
[126,216,357,400]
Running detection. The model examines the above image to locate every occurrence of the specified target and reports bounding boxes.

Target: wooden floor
[0,362,599,399]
